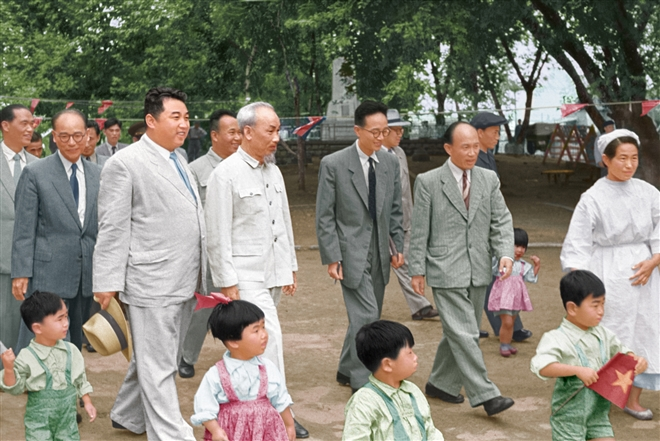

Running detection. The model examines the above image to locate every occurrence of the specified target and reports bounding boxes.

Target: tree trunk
[297,136,306,191]
[430,60,447,126]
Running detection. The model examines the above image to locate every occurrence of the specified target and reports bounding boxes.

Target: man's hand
[282,272,297,296]
[94,292,117,310]
[411,275,425,296]
[221,285,240,300]
[498,258,513,280]
[328,262,343,281]
[390,253,404,269]
[11,278,28,301]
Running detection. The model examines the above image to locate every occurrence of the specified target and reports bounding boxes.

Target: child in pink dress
[191,295,295,441]
[488,228,541,357]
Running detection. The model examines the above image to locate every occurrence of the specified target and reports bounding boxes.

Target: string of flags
[561,100,660,118]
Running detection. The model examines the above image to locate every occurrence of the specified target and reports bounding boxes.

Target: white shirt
[446,157,470,192]
[2,142,27,177]
[143,134,181,176]
[356,142,379,193]
[57,151,86,225]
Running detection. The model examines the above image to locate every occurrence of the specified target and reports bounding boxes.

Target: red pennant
[97,100,113,115]
[293,116,326,140]
[641,100,660,117]
[30,99,40,113]
[32,117,42,128]
[95,118,107,130]
[194,292,231,311]
[560,103,588,118]
[66,102,74,109]
[587,352,637,409]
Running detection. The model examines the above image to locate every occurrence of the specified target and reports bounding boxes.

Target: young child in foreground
[530,271,647,441]
[343,320,443,441]
[191,298,295,441]
[488,227,540,357]
[0,291,96,440]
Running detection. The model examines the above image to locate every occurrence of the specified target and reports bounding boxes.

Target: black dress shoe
[412,305,439,320]
[479,330,489,338]
[178,359,195,378]
[482,396,514,416]
[336,371,350,387]
[77,412,82,424]
[86,343,96,353]
[294,419,309,439]
[111,420,128,430]
[512,329,532,342]
[425,382,464,404]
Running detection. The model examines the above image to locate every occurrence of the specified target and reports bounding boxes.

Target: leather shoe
[512,329,532,342]
[111,420,128,430]
[623,406,653,420]
[482,396,514,416]
[336,371,350,387]
[86,343,96,353]
[479,330,489,338]
[412,306,439,320]
[294,419,309,438]
[178,359,195,378]
[77,412,82,424]
[425,382,464,404]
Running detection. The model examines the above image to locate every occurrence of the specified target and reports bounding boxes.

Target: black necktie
[70,163,79,207]
[368,158,377,223]
[111,146,117,155]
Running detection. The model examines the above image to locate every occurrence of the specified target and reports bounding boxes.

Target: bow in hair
[194,292,232,311]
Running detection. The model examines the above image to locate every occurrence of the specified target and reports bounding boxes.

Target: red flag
[194,292,231,311]
[30,99,40,113]
[641,100,660,117]
[66,102,74,109]
[32,117,42,128]
[95,118,107,130]
[587,352,637,409]
[293,116,325,140]
[560,103,588,118]
[97,100,113,115]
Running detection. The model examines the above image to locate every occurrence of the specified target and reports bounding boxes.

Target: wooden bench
[542,169,574,184]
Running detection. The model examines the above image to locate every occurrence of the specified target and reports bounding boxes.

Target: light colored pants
[0,274,21,350]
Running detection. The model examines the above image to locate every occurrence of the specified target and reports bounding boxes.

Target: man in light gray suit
[409,121,515,416]
[1,104,37,350]
[316,101,405,391]
[93,87,205,440]
[12,109,101,353]
[381,109,437,321]
[95,117,127,156]
[178,109,240,378]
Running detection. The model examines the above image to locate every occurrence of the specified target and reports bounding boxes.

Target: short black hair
[20,291,66,333]
[86,119,100,135]
[207,300,265,343]
[31,131,42,142]
[144,87,187,120]
[52,109,87,131]
[356,320,414,373]
[104,117,122,130]
[209,109,237,133]
[514,228,529,249]
[354,100,388,127]
[443,121,472,144]
[603,136,639,159]
[0,104,31,125]
[560,270,605,309]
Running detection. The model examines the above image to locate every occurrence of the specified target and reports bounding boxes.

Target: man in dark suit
[95,117,127,156]
[11,109,101,353]
[316,101,405,391]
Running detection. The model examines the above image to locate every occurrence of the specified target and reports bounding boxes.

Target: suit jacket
[1,149,38,274]
[316,143,404,289]
[95,141,128,157]
[189,149,223,206]
[92,135,206,307]
[11,154,101,299]
[408,161,513,289]
[391,146,413,232]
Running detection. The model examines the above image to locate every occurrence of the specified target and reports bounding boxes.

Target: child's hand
[212,428,229,441]
[531,255,540,266]
[576,367,598,386]
[286,423,296,441]
[632,354,648,375]
[1,348,15,370]
[84,402,97,422]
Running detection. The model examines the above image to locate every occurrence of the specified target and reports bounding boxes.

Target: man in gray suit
[178,109,240,378]
[409,121,515,416]
[12,109,101,353]
[83,120,109,167]
[381,109,437,321]
[93,87,204,440]
[95,117,127,156]
[316,101,405,391]
[1,104,37,350]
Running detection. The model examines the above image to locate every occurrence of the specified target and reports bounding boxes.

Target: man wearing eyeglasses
[316,100,404,391]
[11,109,101,354]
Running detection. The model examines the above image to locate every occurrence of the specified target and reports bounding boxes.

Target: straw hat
[83,298,132,361]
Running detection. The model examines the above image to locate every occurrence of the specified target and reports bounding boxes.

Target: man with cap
[470,111,532,342]
[381,109,438,320]
[96,117,128,156]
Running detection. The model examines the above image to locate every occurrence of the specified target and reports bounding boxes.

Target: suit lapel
[144,141,197,207]
[81,161,99,233]
[1,154,16,201]
[49,155,82,229]
[467,168,485,224]
[440,163,468,220]
[374,151,389,217]
[347,145,369,212]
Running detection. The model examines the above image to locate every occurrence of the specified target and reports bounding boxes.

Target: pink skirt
[488,274,533,312]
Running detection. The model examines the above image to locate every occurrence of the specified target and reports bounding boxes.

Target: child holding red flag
[530,271,647,441]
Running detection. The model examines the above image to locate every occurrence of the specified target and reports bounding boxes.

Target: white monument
[322,57,360,140]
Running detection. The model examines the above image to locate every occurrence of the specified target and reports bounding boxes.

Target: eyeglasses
[390,127,405,135]
[54,132,86,143]
[360,127,391,138]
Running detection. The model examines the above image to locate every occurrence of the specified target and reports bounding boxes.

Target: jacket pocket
[34,251,52,262]
[129,249,169,265]
[238,187,263,198]
[428,246,448,257]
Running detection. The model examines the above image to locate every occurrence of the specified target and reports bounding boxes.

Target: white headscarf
[596,128,640,158]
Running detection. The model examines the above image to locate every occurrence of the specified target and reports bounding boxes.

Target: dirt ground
[1,154,659,440]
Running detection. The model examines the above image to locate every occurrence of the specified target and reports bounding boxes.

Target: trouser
[110,298,196,441]
[484,275,524,335]
[180,269,218,366]
[0,274,21,350]
[391,231,432,315]
[188,139,202,162]
[429,285,501,406]
[338,229,385,389]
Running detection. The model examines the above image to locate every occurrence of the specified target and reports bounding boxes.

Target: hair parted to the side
[144,87,188,121]
[51,109,87,131]
[559,270,606,310]
[86,119,100,135]
[20,291,66,333]
[603,136,639,159]
[104,117,122,130]
[354,100,388,127]
[356,320,415,373]
[0,104,30,125]
[443,121,472,145]
[207,300,265,343]
[514,227,529,249]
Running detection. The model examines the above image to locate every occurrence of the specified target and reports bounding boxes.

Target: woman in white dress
[561,128,660,420]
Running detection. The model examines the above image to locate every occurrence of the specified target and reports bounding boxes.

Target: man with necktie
[95,117,127,156]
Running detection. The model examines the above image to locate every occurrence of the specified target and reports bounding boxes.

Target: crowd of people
[0,87,658,441]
